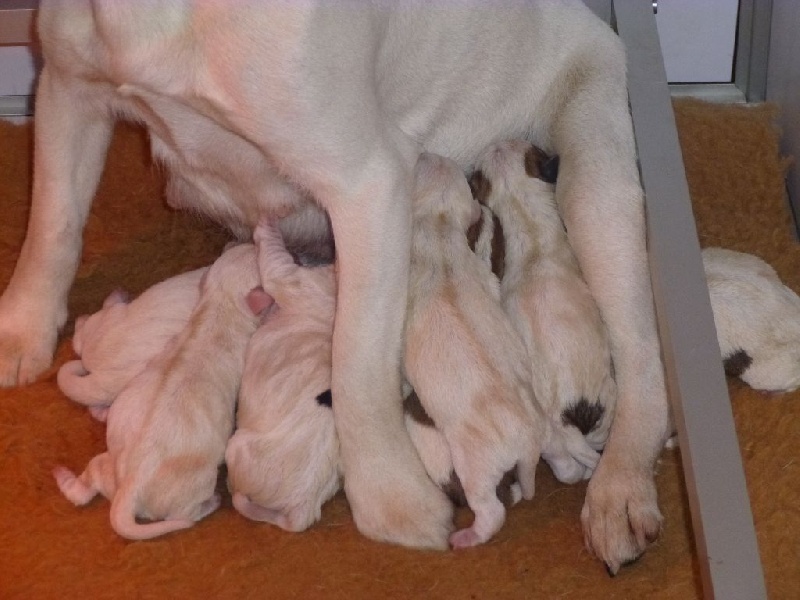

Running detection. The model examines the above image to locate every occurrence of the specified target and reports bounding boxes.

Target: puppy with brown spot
[471,139,616,483]
[404,152,546,549]
[226,220,340,532]
[704,247,800,392]
[53,244,263,539]
[57,267,207,421]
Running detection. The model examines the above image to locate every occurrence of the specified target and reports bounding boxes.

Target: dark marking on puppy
[494,469,517,509]
[539,155,560,184]
[523,145,549,180]
[403,390,436,427]
[441,468,517,509]
[466,208,485,252]
[468,169,492,205]
[442,470,469,507]
[490,213,506,280]
[723,349,752,378]
[561,397,605,436]
[316,389,332,408]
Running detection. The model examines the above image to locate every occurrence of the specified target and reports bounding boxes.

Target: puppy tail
[56,360,113,407]
[110,483,194,540]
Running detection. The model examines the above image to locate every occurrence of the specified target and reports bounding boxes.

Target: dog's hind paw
[344,458,454,550]
[580,461,662,575]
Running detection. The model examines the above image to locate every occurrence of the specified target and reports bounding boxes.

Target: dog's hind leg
[547,37,669,574]
[0,68,114,387]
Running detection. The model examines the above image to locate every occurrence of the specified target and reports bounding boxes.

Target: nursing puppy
[704,247,800,392]
[226,221,340,532]
[53,244,263,539]
[404,153,545,549]
[471,140,617,484]
[57,267,207,420]
[3,1,668,566]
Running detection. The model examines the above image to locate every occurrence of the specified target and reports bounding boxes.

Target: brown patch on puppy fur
[403,391,436,428]
[468,170,492,205]
[466,211,485,253]
[723,349,753,378]
[561,398,606,436]
[523,145,548,180]
[490,213,506,281]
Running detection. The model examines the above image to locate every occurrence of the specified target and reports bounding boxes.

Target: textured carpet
[0,98,797,599]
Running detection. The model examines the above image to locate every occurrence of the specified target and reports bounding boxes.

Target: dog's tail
[110,483,194,540]
[56,360,113,407]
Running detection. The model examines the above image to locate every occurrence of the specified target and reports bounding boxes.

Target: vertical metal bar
[735,0,774,102]
[613,1,767,598]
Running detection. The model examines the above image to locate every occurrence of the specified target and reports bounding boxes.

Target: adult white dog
[0,0,668,572]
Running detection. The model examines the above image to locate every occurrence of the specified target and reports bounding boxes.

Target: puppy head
[469,140,553,209]
[412,152,479,232]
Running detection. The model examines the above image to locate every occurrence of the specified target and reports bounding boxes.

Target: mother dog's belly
[111,86,332,257]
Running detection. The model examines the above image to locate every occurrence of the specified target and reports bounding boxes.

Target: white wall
[0,45,37,96]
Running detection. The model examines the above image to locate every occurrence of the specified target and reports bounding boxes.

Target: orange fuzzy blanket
[0,98,797,599]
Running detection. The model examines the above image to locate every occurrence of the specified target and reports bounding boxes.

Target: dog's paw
[345,456,454,550]
[0,320,58,387]
[580,460,662,575]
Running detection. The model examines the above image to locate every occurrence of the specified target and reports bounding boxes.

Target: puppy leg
[448,447,506,548]
[54,452,116,506]
[549,43,668,573]
[324,149,453,550]
[0,68,113,386]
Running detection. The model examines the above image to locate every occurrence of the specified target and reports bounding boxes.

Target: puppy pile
[53,139,798,547]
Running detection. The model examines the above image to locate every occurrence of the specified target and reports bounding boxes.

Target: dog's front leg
[326,154,453,550]
[0,67,114,386]
[549,48,669,573]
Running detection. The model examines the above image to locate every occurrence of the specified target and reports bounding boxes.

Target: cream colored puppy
[404,152,545,549]
[471,140,617,484]
[704,247,800,392]
[227,221,340,532]
[57,267,207,419]
[53,244,263,539]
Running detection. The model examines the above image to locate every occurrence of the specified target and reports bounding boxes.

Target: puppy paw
[88,406,110,422]
[344,457,454,550]
[0,324,57,387]
[580,460,662,575]
[449,526,482,549]
[53,466,94,506]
